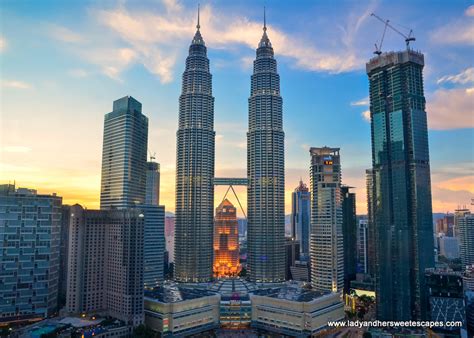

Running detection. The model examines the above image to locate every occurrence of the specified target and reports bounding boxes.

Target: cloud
[68,68,89,78]
[351,97,369,106]
[427,87,474,130]
[0,36,6,52]
[86,1,374,83]
[2,146,31,153]
[437,176,474,194]
[430,11,474,46]
[361,110,371,122]
[2,80,32,89]
[465,5,474,17]
[79,47,138,81]
[48,24,85,43]
[437,67,474,85]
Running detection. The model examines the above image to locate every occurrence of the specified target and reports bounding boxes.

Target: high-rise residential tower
[367,50,435,320]
[213,199,240,278]
[456,211,474,269]
[291,180,311,260]
[174,11,215,282]
[66,205,144,326]
[342,185,357,294]
[309,147,344,293]
[247,13,285,283]
[100,96,148,209]
[0,184,62,324]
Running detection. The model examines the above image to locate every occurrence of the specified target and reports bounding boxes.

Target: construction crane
[373,17,389,55]
[371,13,416,54]
[148,150,156,162]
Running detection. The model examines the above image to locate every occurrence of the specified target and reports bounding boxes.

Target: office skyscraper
[357,219,369,274]
[367,50,435,320]
[213,199,240,278]
[309,147,344,292]
[143,205,165,288]
[285,237,301,281]
[144,158,165,288]
[174,12,215,282]
[342,185,357,294]
[100,96,148,209]
[146,160,160,205]
[247,13,285,283]
[59,205,71,309]
[0,184,62,324]
[291,180,311,260]
[365,169,376,277]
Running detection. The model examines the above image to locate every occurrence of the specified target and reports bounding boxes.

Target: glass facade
[0,184,62,324]
[342,186,357,294]
[174,23,215,282]
[247,22,285,283]
[367,50,435,320]
[291,181,311,260]
[100,96,148,209]
[309,147,344,293]
[146,161,160,206]
[143,205,165,289]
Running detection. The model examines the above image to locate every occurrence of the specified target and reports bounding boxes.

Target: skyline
[1,0,473,216]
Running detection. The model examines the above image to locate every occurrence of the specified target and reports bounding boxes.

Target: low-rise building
[144,283,220,337]
[250,283,344,337]
[438,235,460,259]
[425,268,466,335]
[12,316,132,338]
[290,260,310,283]
[464,266,474,337]
[209,278,256,329]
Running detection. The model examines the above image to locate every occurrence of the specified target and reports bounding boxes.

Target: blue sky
[1,0,473,215]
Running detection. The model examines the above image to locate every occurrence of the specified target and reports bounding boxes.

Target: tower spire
[258,6,271,48]
[191,4,205,45]
[263,6,266,32]
[197,4,200,31]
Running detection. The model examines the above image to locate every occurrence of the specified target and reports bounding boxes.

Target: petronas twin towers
[174,10,285,283]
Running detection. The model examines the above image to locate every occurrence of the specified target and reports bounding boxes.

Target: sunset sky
[1,0,473,217]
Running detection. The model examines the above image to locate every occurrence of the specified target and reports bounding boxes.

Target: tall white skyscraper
[456,211,474,269]
[309,147,343,292]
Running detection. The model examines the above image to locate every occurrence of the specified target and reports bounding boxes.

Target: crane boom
[371,13,416,49]
[374,19,389,55]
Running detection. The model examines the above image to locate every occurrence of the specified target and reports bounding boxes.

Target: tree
[133,324,157,338]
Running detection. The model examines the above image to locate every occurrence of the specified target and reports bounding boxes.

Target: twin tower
[174,10,285,283]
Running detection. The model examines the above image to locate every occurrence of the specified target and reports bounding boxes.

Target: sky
[1,0,473,217]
